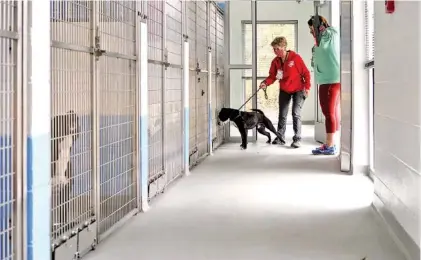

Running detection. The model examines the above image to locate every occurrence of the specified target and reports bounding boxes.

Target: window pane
[242,22,297,123]
[242,23,297,77]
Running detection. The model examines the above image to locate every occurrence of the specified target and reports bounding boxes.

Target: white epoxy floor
[85,126,406,260]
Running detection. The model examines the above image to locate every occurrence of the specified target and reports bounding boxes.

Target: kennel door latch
[94,27,106,60]
[195,61,201,74]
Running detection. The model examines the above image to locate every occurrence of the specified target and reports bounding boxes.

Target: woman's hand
[259,82,267,90]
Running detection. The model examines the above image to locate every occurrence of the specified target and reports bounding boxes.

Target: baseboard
[302,120,315,125]
[340,151,351,172]
[372,190,420,260]
[352,164,369,175]
[284,120,314,125]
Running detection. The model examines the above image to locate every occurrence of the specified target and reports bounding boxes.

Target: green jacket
[311,27,340,85]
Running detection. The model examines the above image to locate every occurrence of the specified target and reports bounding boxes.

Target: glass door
[228,69,255,142]
[224,0,258,143]
[245,19,298,132]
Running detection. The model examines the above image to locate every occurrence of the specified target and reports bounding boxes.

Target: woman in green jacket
[308,15,341,155]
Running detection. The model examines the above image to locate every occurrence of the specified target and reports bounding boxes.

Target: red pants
[319,83,341,133]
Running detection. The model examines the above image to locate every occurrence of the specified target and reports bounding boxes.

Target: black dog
[218,108,282,149]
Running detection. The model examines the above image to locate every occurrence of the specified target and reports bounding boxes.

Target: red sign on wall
[385,0,395,13]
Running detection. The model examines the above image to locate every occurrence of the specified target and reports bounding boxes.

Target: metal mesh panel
[147,1,163,62]
[195,0,208,159]
[187,2,196,69]
[187,1,197,166]
[165,0,182,65]
[50,1,91,45]
[216,12,224,76]
[97,0,138,235]
[0,1,19,259]
[210,4,217,72]
[195,1,207,70]
[164,0,183,183]
[98,1,136,56]
[164,66,183,182]
[147,1,165,198]
[215,11,225,147]
[196,73,208,158]
[50,0,94,244]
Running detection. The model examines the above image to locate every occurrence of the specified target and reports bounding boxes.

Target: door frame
[241,20,299,135]
[314,1,328,144]
[223,0,258,143]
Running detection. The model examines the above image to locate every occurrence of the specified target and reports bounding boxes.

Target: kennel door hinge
[216,68,221,77]
[162,48,170,69]
[93,27,106,60]
[8,26,12,53]
[137,11,148,20]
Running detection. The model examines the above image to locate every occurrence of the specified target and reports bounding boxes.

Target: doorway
[242,22,298,129]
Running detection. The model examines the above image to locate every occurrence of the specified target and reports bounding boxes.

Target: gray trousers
[277,89,307,142]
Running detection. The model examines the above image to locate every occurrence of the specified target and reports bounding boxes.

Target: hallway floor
[84,126,407,260]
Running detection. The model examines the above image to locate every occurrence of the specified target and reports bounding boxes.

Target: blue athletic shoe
[312,144,336,155]
[312,144,326,154]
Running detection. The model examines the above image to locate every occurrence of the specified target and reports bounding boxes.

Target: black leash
[313,4,322,46]
[216,84,270,128]
[237,87,262,111]
[231,87,269,121]
[237,86,269,111]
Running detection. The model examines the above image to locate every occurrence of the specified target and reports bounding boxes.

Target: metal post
[25,0,51,259]
[134,1,140,210]
[135,2,141,209]
[14,1,23,260]
[162,1,167,182]
[207,1,213,155]
[90,1,100,240]
[251,0,257,140]
[182,0,190,176]
[208,49,212,155]
[22,2,29,259]
[183,40,190,175]
[139,21,150,212]
[223,1,230,139]
[214,4,219,145]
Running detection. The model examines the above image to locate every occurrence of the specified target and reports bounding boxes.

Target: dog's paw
[240,145,247,150]
[266,140,271,144]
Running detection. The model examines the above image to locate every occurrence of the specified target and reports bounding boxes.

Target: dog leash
[263,88,269,100]
[237,87,268,111]
[216,84,269,128]
[229,87,268,121]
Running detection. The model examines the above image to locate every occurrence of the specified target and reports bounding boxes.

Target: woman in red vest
[260,36,311,148]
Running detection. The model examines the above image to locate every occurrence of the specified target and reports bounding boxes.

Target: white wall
[229,1,316,122]
[350,1,370,173]
[373,0,420,250]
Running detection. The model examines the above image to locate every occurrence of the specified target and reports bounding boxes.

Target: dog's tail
[250,108,265,115]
